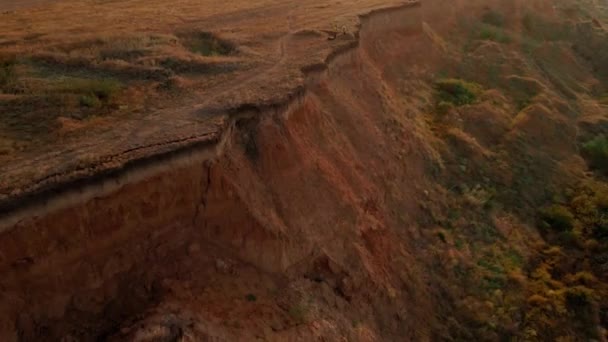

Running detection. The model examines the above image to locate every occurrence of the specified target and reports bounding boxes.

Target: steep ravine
[0,3,446,341]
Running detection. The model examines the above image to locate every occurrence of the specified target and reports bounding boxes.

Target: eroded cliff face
[0,5,442,341]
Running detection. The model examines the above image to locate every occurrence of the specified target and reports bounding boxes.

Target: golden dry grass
[0,0,407,161]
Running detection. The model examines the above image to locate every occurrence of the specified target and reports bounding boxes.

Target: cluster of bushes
[434,78,482,114]
[540,183,608,242]
[523,251,600,340]
[524,179,608,339]
[582,134,608,174]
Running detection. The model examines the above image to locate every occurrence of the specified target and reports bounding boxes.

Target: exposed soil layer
[0,3,436,341]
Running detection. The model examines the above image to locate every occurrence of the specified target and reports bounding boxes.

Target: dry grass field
[0,0,405,195]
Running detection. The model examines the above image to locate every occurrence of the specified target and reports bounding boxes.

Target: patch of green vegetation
[483,275,506,291]
[0,75,124,141]
[581,134,608,174]
[245,293,257,302]
[540,182,608,243]
[184,32,234,56]
[52,77,121,100]
[40,77,123,112]
[599,95,608,105]
[540,204,575,231]
[479,25,511,44]
[435,78,482,107]
[477,258,505,275]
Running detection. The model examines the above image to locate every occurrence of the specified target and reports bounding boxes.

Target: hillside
[0,0,607,340]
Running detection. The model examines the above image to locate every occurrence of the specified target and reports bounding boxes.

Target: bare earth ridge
[0,0,417,213]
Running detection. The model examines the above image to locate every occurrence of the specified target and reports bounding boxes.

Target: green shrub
[540,205,575,231]
[435,79,482,107]
[581,135,608,173]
